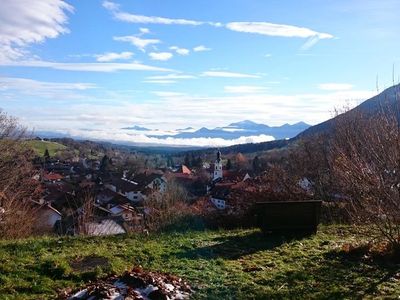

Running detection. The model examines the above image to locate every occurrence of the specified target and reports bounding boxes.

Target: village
[31,142,265,236]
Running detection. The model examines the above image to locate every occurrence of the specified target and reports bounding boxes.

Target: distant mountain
[121,125,151,131]
[297,84,400,139]
[148,120,310,140]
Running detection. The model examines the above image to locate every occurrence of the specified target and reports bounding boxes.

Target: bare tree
[0,110,41,239]
[144,181,190,231]
[331,89,400,250]
[76,190,96,235]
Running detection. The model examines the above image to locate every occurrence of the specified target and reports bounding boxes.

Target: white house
[211,197,226,210]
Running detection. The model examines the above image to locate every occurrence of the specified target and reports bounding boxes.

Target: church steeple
[213,149,223,181]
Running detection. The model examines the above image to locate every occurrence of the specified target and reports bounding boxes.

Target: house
[131,173,168,193]
[32,200,62,232]
[178,165,192,175]
[43,172,63,183]
[106,177,146,203]
[209,183,232,210]
[109,204,138,221]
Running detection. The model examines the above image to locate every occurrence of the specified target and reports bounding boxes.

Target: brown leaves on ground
[59,266,191,300]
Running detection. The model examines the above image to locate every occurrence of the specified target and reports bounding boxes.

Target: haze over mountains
[123,120,310,140]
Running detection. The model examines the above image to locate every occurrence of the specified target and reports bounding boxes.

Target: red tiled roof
[43,172,63,181]
[180,165,192,175]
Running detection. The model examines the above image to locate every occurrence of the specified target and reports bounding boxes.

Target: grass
[25,140,67,157]
[0,225,399,299]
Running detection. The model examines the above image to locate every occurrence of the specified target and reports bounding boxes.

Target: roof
[112,177,142,193]
[43,172,63,181]
[110,204,136,215]
[86,218,126,236]
[178,165,192,175]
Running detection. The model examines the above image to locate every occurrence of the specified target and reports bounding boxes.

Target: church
[212,150,223,181]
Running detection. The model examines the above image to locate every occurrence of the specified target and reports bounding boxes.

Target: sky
[0,0,400,146]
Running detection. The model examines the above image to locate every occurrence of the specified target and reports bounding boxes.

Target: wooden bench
[255,200,322,235]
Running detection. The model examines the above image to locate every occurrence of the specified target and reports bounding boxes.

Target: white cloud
[224,85,268,93]
[94,51,134,62]
[149,52,173,61]
[201,71,261,78]
[66,129,276,147]
[0,0,73,62]
[226,22,333,39]
[102,1,333,51]
[114,35,160,51]
[139,28,150,34]
[143,80,176,84]
[146,73,196,80]
[0,60,172,72]
[103,1,203,25]
[193,45,211,52]
[0,76,96,99]
[11,88,378,146]
[265,53,272,57]
[170,46,190,56]
[318,83,354,91]
[152,91,185,97]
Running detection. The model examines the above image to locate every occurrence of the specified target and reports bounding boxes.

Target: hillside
[0,226,398,299]
[25,140,67,157]
[297,84,400,139]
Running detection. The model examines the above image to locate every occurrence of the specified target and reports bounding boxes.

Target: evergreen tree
[252,156,261,172]
[184,154,190,167]
[226,159,232,170]
[100,155,110,172]
[44,148,50,160]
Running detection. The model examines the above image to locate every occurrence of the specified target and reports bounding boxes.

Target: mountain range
[123,120,311,140]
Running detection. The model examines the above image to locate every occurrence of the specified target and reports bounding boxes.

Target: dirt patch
[70,255,110,272]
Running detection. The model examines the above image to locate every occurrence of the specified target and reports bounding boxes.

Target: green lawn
[25,140,67,157]
[0,226,399,299]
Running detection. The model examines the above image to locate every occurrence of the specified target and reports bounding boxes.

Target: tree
[44,148,50,160]
[226,159,232,170]
[252,156,261,173]
[184,154,191,167]
[331,94,400,251]
[99,155,110,172]
[0,109,41,239]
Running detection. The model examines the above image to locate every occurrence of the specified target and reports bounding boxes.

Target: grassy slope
[0,226,399,299]
[25,140,67,157]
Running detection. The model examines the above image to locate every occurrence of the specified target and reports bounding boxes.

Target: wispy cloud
[170,46,190,56]
[0,0,73,62]
[103,1,334,50]
[226,22,333,39]
[224,85,268,93]
[318,83,353,91]
[103,1,204,26]
[0,60,172,72]
[143,80,176,84]
[193,45,211,52]
[146,74,196,80]
[0,76,96,99]
[152,91,185,97]
[201,71,261,78]
[139,27,150,34]
[94,51,134,62]
[113,35,160,52]
[149,52,173,61]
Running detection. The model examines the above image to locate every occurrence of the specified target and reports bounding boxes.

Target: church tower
[213,150,223,181]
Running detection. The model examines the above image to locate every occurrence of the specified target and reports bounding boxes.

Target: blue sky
[0,0,399,146]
